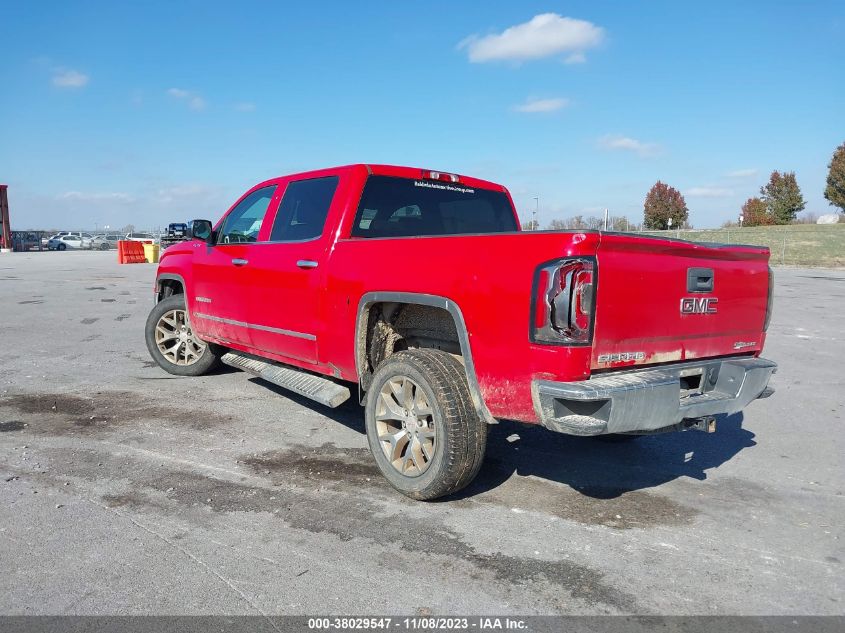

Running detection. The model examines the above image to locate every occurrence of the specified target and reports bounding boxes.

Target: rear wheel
[365,349,487,500]
[144,294,220,376]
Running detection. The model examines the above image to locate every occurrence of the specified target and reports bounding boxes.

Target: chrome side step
[221,351,351,408]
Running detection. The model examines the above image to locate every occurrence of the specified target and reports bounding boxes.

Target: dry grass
[639,223,845,267]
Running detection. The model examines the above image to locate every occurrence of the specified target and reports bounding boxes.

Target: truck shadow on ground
[457,412,755,501]
[252,376,756,504]
[245,377,367,432]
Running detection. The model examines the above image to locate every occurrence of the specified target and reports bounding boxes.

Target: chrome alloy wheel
[375,376,436,477]
[154,309,206,366]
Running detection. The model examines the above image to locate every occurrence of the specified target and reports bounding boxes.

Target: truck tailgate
[592,234,771,369]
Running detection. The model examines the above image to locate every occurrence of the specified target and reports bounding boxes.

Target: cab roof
[254,164,508,193]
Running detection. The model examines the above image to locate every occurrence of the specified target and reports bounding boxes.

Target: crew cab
[145,164,776,499]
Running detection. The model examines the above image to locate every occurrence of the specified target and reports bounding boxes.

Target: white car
[44,232,95,247]
[47,234,94,251]
[124,232,158,243]
[42,231,72,246]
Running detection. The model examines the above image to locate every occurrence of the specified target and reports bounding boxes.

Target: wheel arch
[155,273,187,303]
[355,292,495,424]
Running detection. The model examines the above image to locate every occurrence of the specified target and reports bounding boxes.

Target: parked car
[125,232,157,243]
[48,234,93,250]
[145,164,776,500]
[42,232,70,246]
[91,233,123,250]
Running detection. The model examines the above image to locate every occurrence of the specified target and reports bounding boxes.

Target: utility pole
[532,196,539,230]
[0,185,11,252]
[603,208,609,231]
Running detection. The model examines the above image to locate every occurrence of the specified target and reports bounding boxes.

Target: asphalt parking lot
[0,251,842,616]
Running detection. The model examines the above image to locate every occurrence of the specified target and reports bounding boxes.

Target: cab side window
[269,177,339,241]
[217,185,277,244]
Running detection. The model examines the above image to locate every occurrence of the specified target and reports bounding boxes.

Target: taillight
[422,169,460,183]
[764,266,774,331]
[532,258,596,344]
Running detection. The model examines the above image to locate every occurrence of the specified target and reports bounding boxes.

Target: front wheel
[57,243,67,251]
[365,349,487,500]
[144,294,220,376]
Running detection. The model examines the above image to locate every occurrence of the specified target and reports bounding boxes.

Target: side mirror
[189,219,213,243]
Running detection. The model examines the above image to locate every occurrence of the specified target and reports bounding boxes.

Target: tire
[57,243,67,251]
[100,243,110,251]
[365,349,487,500]
[144,294,220,376]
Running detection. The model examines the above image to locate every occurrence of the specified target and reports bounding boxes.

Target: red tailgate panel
[592,234,770,370]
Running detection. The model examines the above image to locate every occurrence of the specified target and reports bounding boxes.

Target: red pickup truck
[145,164,776,500]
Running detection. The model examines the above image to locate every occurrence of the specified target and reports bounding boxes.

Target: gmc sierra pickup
[145,164,776,499]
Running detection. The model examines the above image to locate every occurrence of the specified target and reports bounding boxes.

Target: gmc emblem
[681,297,718,314]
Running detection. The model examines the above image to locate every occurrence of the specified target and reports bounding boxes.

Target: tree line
[531,141,845,230]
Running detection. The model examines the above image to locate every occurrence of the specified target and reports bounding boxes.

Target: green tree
[643,181,688,230]
[824,142,845,213]
[741,197,771,227]
[760,171,805,224]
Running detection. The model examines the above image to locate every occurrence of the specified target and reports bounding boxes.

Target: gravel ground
[0,251,842,615]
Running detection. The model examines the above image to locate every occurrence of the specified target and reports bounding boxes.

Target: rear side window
[270,177,339,241]
[351,176,518,238]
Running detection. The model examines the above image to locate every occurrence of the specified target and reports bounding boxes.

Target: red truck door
[190,185,280,346]
[236,175,341,365]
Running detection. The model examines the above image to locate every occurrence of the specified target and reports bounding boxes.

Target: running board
[221,351,351,408]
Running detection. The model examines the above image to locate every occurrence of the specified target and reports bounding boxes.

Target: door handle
[231,258,249,266]
[297,260,318,269]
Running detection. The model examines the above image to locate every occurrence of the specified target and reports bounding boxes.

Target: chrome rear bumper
[534,356,776,436]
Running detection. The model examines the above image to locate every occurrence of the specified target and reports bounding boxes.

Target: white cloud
[154,184,222,204]
[27,182,229,230]
[726,168,758,178]
[59,191,136,202]
[52,68,89,88]
[167,87,207,110]
[188,96,206,111]
[597,134,661,158]
[459,13,604,64]
[234,102,256,112]
[686,187,734,198]
[513,97,570,113]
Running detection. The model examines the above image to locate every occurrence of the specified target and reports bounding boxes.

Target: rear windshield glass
[351,176,518,238]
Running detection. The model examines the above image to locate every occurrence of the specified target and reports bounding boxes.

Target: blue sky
[1,1,843,230]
